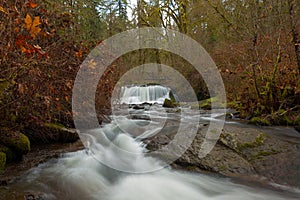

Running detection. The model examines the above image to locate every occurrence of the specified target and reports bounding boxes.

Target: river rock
[24,192,45,200]
[24,123,79,144]
[0,144,16,162]
[163,98,175,108]
[218,125,300,187]
[217,125,300,187]
[295,126,300,133]
[146,123,300,188]
[0,129,31,172]
[174,126,256,176]
[0,129,30,156]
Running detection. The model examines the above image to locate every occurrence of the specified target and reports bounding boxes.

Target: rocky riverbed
[1,119,300,196]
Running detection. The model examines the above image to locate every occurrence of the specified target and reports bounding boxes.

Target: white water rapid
[4,109,300,200]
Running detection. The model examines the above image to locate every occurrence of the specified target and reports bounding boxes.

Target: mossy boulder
[0,152,6,172]
[24,122,79,144]
[163,98,175,108]
[0,129,30,157]
[0,144,16,162]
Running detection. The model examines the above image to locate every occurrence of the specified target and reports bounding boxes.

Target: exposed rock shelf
[146,123,300,188]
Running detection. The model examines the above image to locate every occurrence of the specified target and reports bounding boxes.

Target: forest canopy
[0,0,299,130]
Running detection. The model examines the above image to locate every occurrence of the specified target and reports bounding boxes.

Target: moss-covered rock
[163,98,175,108]
[199,97,216,109]
[0,144,16,162]
[249,117,271,126]
[0,129,30,157]
[24,122,79,144]
[169,91,177,103]
[192,97,226,110]
[0,152,6,172]
[237,133,267,151]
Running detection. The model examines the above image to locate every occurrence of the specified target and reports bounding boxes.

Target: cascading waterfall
[120,85,172,105]
[4,111,299,200]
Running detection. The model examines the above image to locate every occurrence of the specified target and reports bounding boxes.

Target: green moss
[169,91,176,103]
[44,122,65,129]
[239,142,256,149]
[255,133,266,145]
[163,98,175,108]
[175,108,181,113]
[251,149,281,160]
[197,97,226,109]
[227,101,241,109]
[238,133,267,150]
[0,144,16,162]
[218,165,227,171]
[199,97,217,109]
[0,152,6,172]
[0,130,30,155]
[249,117,271,126]
[13,133,30,154]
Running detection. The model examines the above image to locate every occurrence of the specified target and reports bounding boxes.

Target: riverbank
[0,140,84,185]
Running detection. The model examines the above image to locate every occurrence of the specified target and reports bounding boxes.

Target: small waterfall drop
[120,85,173,105]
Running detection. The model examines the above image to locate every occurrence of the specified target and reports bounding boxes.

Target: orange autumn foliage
[24,14,41,38]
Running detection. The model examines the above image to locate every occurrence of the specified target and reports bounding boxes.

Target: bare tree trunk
[288,0,300,72]
[137,0,145,71]
[251,0,262,99]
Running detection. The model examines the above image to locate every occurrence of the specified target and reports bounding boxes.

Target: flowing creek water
[1,107,300,200]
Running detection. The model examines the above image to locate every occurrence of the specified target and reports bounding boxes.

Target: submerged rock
[24,192,45,200]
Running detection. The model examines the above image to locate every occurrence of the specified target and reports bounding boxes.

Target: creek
[1,106,299,200]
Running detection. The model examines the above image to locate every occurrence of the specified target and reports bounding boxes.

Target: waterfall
[120,85,173,105]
